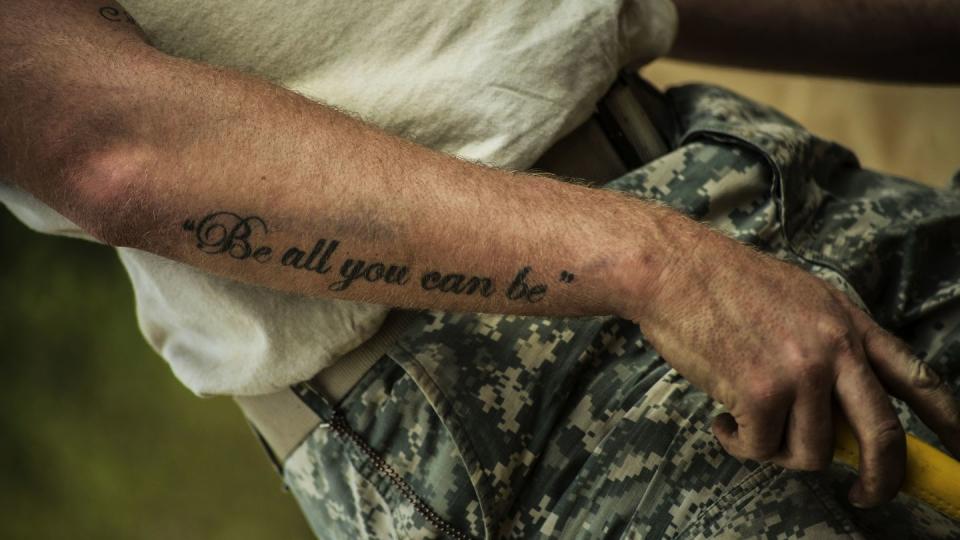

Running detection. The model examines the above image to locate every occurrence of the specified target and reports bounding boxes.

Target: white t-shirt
[0,0,678,396]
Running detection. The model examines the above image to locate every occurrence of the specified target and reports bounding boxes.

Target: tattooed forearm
[182,211,578,303]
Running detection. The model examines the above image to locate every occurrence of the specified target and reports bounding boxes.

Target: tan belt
[234,309,420,462]
[235,71,671,464]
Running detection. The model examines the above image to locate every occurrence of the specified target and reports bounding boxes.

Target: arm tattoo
[182,211,578,303]
[98,5,137,24]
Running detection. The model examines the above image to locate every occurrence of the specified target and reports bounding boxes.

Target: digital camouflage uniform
[282,85,960,539]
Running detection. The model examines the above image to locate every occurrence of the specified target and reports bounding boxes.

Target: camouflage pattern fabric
[282,84,960,539]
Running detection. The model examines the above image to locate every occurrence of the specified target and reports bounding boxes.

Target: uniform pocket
[284,355,483,539]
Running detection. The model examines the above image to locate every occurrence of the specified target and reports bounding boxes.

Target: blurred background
[2,60,959,539]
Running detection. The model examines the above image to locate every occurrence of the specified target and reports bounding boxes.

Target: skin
[2,0,959,509]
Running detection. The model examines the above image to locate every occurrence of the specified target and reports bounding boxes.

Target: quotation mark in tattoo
[559,271,576,283]
[99,6,137,24]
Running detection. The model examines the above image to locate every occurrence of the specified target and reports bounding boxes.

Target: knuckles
[778,337,833,388]
[775,314,860,387]
[741,376,790,408]
[817,318,857,356]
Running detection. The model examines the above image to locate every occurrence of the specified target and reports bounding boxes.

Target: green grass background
[0,209,313,539]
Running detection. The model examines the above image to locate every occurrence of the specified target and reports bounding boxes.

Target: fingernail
[913,362,942,389]
[849,484,868,509]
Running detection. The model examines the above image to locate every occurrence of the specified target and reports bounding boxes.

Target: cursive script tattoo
[281,240,340,273]
[420,271,495,297]
[98,6,137,24]
[183,212,272,262]
[329,259,411,292]
[506,266,547,303]
[181,211,579,303]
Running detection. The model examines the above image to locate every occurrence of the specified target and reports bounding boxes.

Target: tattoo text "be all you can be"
[181,211,574,303]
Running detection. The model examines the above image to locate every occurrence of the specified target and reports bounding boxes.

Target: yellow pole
[833,419,960,520]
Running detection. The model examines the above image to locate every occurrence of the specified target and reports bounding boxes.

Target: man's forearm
[8,2,960,505]
[670,0,960,82]
[1,0,689,319]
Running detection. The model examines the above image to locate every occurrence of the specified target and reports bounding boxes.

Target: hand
[627,221,960,508]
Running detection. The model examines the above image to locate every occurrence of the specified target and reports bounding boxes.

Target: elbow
[62,143,157,248]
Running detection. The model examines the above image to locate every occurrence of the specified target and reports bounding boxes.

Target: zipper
[324,410,472,540]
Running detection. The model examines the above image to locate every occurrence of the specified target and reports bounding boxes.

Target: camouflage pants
[283,85,960,539]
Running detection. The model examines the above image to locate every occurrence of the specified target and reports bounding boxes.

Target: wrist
[607,202,705,323]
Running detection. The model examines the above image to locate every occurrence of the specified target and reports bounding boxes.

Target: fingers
[772,389,834,471]
[712,403,787,462]
[859,322,960,459]
[841,300,960,459]
[834,358,906,507]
